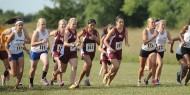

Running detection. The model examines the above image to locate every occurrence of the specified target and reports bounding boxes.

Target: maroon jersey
[52,30,64,53]
[64,28,77,54]
[108,27,125,52]
[81,28,98,60]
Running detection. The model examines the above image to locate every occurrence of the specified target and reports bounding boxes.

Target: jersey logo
[119,35,123,38]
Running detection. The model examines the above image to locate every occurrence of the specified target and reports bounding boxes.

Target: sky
[0,0,55,15]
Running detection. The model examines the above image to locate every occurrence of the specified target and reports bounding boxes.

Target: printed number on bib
[57,44,62,52]
[15,45,23,51]
[157,44,164,51]
[147,43,154,48]
[116,42,122,50]
[39,44,46,51]
[86,43,95,52]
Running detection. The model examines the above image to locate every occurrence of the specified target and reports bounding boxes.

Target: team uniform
[140,28,157,58]
[9,27,25,60]
[107,27,125,60]
[0,27,8,60]
[30,29,49,60]
[51,30,64,59]
[100,32,111,65]
[156,30,168,58]
[181,25,190,56]
[176,42,183,61]
[59,28,77,63]
[81,28,98,60]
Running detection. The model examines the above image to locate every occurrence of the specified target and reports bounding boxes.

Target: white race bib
[86,43,95,52]
[57,44,62,52]
[38,44,46,51]
[15,45,23,51]
[70,42,76,51]
[116,41,122,50]
[156,44,165,52]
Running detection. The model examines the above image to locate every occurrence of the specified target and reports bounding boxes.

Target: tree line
[1,0,190,29]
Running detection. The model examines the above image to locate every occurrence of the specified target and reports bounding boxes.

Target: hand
[152,33,158,39]
[42,38,48,43]
[109,47,115,53]
[167,40,173,44]
[8,54,12,61]
[125,42,130,47]
[91,35,97,40]
[182,41,186,46]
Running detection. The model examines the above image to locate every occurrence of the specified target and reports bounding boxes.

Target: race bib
[38,44,46,51]
[86,43,95,52]
[157,44,165,51]
[15,45,23,51]
[147,42,154,48]
[116,41,122,50]
[57,44,63,52]
[70,42,77,51]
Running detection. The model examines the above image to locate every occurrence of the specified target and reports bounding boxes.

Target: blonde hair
[66,18,77,29]
[58,19,67,28]
[147,18,155,28]
[156,20,166,30]
[36,18,46,29]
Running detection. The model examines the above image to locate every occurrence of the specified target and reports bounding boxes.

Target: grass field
[0,23,188,95]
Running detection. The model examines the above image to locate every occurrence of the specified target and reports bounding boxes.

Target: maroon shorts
[59,52,77,64]
[81,52,95,61]
[0,50,8,60]
[52,51,59,57]
[108,50,122,60]
[100,53,111,65]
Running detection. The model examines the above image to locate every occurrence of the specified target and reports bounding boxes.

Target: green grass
[0,60,189,95]
[0,23,187,95]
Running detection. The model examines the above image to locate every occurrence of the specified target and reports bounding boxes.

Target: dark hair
[88,19,96,24]
[5,16,22,24]
[101,24,113,38]
[115,15,124,21]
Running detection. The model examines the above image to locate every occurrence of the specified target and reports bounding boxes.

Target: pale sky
[0,0,55,15]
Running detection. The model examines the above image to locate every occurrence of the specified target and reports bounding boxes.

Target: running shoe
[137,81,141,86]
[58,81,64,86]
[69,83,77,89]
[1,75,6,87]
[41,78,49,85]
[29,83,34,88]
[49,80,54,85]
[152,79,159,85]
[144,78,148,85]
[84,79,90,86]
[176,72,181,84]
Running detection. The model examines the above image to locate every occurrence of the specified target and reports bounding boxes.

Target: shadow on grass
[0,83,187,92]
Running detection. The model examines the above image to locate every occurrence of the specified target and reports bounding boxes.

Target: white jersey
[176,42,182,55]
[142,28,157,51]
[31,29,49,52]
[9,29,25,54]
[156,30,167,52]
[183,25,190,48]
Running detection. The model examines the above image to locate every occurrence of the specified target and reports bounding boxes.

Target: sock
[30,78,33,84]
[42,71,47,79]
[86,77,89,80]
[3,69,9,77]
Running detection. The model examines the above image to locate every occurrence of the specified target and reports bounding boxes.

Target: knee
[87,63,92,68]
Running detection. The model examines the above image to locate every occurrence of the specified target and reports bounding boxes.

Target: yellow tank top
[0,27,7,51]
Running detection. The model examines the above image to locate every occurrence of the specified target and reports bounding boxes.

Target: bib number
[39,44,46,51]
[147,43,154,48]
[57,44,63,52]
[116,42,122,50]
[15,45,23,51]
[157,44,164,51]
[86,43,95,52]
